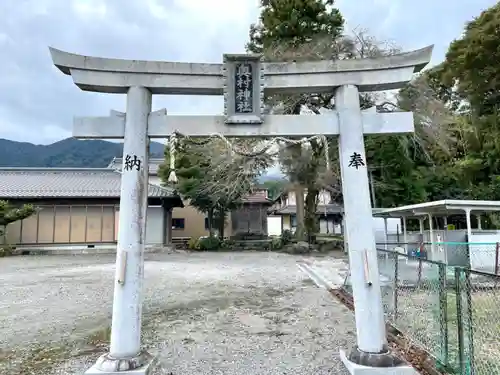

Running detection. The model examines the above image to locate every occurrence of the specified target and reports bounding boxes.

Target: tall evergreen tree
[247,0,344,53]
[247,0,344,240]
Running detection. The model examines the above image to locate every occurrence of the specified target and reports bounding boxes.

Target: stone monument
[49,45,433,375]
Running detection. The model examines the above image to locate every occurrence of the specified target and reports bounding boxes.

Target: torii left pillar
[91,86,154,374]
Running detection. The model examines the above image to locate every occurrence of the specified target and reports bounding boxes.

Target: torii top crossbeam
[49,46,433,95]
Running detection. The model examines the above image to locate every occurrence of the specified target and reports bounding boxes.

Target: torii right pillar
[336,84,395,370]
[336,88,430,374]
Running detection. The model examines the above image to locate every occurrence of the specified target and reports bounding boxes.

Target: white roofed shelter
[49,44,433,375]
[374,200,500,272]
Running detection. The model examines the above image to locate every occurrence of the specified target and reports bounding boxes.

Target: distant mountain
[0,138,165,168]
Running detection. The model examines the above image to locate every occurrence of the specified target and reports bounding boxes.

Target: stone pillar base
[340,347,417,375]
[84,351,155,375]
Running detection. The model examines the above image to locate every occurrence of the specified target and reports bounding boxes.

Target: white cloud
[72,1,107,19]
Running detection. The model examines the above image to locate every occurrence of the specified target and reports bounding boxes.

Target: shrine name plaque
[223,54,264,124]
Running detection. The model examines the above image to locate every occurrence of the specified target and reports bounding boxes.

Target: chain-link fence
[455,267,500,375]
[343,247,500,375]
[376,241,500,275]
[377,249,454,369]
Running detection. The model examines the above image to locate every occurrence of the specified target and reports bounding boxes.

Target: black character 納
[124,154,141,171]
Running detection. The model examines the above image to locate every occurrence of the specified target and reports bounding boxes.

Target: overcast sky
[0,0,496,145]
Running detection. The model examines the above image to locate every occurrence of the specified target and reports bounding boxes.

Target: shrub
[270,237,283,251]
[284,241,310,254]
[281,230,293,245]
[0,245,14,257]
[197,236,221,251]
[187,237,200,250]
[221,239,236,249]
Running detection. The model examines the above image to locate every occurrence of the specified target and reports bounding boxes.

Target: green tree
[414,2,500,208]
[445,3,500,192]
[261,179,288,200]
[439,3,500,117]
[0,201,36,247]
[159,137,270,238]
[159,139,218,236]
[247,0,344,53]
[365,70,461,207]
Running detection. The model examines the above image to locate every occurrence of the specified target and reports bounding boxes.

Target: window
[204,217,209,230]
[172,218,185,229]
[291,215,297,227]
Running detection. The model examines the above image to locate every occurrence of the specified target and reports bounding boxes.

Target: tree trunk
[217,209,226,239]
[305,187,319,238]
[287,142,307,241]
[207,208,215,237]
[295,184,306,241]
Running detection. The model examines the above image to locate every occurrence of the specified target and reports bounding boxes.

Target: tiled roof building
[0,166,182,250]
[0,167,175,199]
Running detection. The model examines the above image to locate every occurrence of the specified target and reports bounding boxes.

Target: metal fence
[344,248,500,375]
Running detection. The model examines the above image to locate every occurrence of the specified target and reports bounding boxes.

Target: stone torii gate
[49,46,433,375]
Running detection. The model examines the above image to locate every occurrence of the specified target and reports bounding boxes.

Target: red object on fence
[495,242,500,275]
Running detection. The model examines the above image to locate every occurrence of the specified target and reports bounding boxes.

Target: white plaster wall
[145,206,163,244]
[319,219,328,234]
[267,216,282,236]
[468,233,500,273]
[286,189,330,206]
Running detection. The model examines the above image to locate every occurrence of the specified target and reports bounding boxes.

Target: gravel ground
[0,251,355,374]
